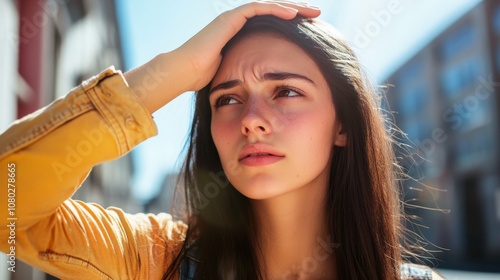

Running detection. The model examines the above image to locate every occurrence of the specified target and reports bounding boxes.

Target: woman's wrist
[124,51,189,114]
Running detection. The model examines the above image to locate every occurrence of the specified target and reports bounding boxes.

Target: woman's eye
[276,88,302,98]
[215,96,238,108]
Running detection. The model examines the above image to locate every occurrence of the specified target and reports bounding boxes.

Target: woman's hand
[125,1,321,113]
[175,1,321,92]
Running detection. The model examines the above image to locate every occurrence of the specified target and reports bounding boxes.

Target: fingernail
[285,7,299,14]
[308,5,320,10]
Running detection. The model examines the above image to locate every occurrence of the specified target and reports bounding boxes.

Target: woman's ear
[333,124,347,147]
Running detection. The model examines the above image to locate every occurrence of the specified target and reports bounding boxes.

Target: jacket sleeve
[0,67,186,279]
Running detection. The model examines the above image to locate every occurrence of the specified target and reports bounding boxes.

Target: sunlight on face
[209,33,346,200]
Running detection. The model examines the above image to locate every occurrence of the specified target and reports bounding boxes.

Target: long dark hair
[164,15,402,280]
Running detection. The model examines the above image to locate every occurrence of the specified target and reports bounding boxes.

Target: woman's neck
[251,179,336,279]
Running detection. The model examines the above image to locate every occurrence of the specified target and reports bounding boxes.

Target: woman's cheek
[212,119,238,158]
[275,105,301,130]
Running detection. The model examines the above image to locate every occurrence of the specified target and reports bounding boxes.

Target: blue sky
[117,0,482,202]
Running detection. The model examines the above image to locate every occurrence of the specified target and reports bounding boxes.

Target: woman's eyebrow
[262,72,316,86]
[209,72,316,95]
[210,80,242,95]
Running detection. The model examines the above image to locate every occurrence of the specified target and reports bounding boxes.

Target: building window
[496,46,500,71]
[404,121,420,142]
[441,66,462,98]
[397,60,428,118]
[66,0,87,23]
[400,85,428,116]
[457,100,490,132]
[494,5,500,34]
[398,59,424,87]
[455,133,492,167]
[403,119,430,143]
[439,23,476,61]
[495,187,500,222]
[440,54,484,98]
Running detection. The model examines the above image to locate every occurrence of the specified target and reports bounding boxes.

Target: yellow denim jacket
[0,67,186,279]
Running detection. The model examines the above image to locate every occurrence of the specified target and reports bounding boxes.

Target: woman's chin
[232,179,292,201]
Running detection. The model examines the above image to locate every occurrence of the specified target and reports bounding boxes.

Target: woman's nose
[241,99,272,137]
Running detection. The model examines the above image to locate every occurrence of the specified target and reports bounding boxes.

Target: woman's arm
[0,68,156,231]
[0,68,166,279]
[124,1,320,113]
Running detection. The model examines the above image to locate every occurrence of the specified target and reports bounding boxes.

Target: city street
[439,269,500,280]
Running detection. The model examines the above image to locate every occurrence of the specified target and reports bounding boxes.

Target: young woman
[0,1,442,279]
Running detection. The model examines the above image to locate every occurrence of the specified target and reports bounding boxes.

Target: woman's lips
[239,154,284,166]
[238,144,285,166]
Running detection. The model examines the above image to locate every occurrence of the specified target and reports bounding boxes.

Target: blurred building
[385,0,500,271]
[145,172,179,216]
[0,0,140,279]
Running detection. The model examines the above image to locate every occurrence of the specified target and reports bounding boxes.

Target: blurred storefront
[385,0,500,271]
[0,0,140,279]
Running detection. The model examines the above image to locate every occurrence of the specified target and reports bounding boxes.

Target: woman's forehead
[213,33,320,85]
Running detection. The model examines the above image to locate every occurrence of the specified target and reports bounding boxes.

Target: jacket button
[125,116,138,130]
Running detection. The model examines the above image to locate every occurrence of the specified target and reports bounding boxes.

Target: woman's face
[209,32,345,200]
